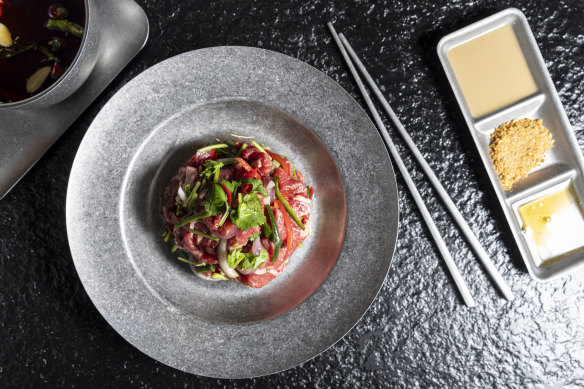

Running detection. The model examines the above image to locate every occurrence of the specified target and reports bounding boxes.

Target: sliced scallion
[218,202,231,227]
[251,141,266,153]
[186,180,201,210]
[174,211,212,229]
[189,229,219,241]
[262,222,273,241]
[177,256,198,265]
[274,175,305,230]
[214,165,221,183]
[266,206,282,262]
[236,143,248,157]
[197,144,228,153]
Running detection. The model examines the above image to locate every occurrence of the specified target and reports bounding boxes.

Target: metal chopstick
[337,33,514,301]
[328,22,476,307]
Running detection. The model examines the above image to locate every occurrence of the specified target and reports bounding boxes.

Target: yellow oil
[447,24,538,118]
[518,185,584,266]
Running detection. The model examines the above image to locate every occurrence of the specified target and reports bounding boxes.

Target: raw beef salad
[161,140,314,288]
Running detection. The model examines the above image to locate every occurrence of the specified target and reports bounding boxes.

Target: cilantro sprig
[227,246,268,270]
[242,178,267,196]
[200,160,224,183]
[230,192,266,230]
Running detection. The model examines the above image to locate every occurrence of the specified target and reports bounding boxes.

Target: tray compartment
[512,179,584,278]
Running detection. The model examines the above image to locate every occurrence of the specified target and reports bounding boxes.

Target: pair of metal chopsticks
[327,22,514,306]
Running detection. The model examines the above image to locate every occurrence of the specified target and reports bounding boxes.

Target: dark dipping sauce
[0,0,85,103]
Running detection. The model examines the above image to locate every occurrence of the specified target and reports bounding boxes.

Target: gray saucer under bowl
[0,0,149,199]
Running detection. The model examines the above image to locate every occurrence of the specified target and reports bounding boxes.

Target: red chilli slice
[266,150,292,175]
[235,157,253,171]
[242,168,259,179]
[220,183,232,205]
[275,199,293,252]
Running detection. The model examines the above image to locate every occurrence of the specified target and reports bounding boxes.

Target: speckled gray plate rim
[66,46,398,378]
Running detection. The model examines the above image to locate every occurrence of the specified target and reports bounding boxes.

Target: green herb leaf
[227,247,267,270]
[243,178,267,196]
[241,249,268,270]
[219,179,241,194]
[230,192,266,230]
[202,183,228,216]
[200,160,224,183]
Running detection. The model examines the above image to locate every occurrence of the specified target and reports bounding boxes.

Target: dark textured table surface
[1,0,584,387]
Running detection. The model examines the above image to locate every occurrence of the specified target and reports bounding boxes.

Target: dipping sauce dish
[438,8,584,281]
[518,183,584,266]
[447,24,538,119]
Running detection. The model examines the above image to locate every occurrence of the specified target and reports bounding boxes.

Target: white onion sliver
[238,268,257,275]
[177,186,187,203]
[251,236,262,256]
[218,239,239,279]
[265,180,275,205]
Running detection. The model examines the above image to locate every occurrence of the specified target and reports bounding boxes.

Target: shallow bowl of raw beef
[119,99,346,324]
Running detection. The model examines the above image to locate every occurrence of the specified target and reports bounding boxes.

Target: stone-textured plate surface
[66,47,398,378]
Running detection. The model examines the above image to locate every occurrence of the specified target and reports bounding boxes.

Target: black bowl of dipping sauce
[0,0,99,109]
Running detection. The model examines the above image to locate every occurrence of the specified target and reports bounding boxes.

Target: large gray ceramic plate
[66,47,398,378]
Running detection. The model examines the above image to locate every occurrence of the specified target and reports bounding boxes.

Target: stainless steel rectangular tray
[437,8,584,281]
[0,0,149,200]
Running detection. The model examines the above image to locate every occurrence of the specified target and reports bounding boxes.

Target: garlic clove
[0,22,13,47]
[26,66,52,94]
